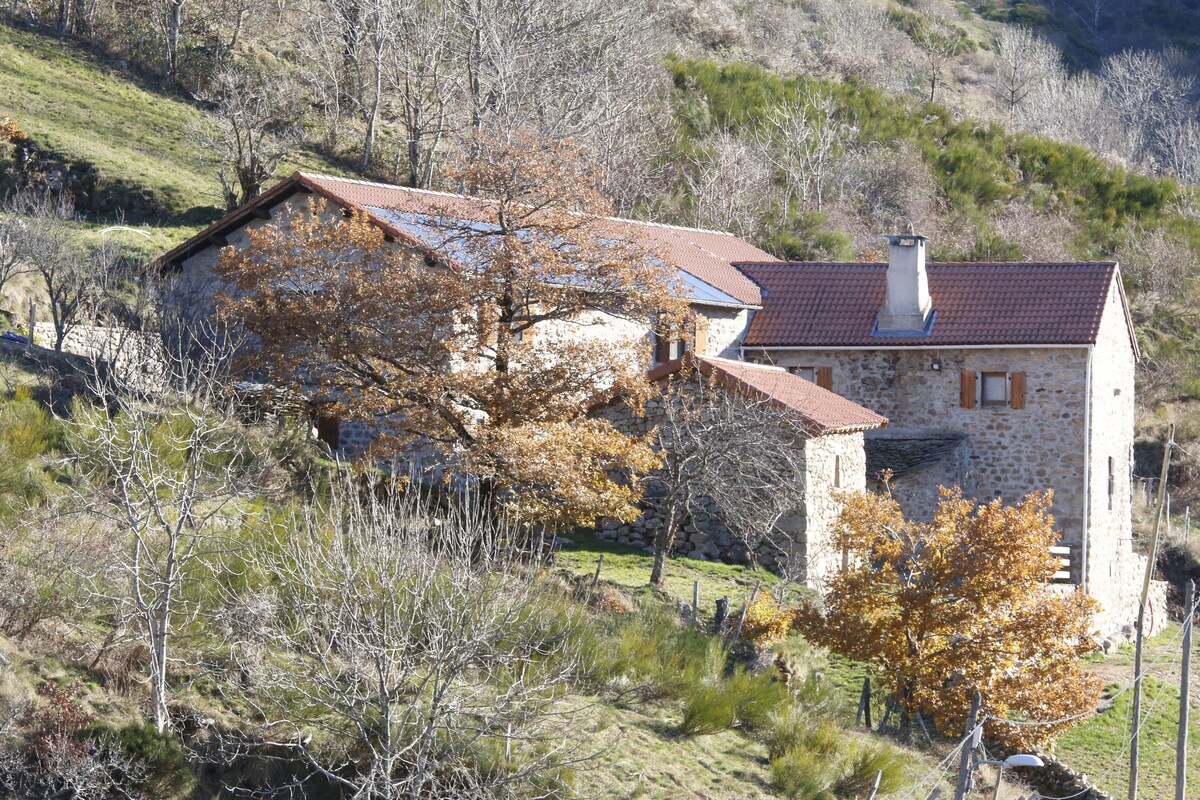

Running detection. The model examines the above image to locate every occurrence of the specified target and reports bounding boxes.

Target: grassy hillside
[0,22,348,239]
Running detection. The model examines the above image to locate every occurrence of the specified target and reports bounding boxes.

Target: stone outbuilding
[592,353,887,584]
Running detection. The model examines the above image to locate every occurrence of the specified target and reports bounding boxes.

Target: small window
[788,365,833,390]
[789,366,817,382]
[833,455,842,489]
[1108,456,1115,511]
[652,329,687,363]
[981,372,1009,406]
[961,371,1026,409]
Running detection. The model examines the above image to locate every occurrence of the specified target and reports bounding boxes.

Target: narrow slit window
[1108,456,1115,511]
[833,455,842,489]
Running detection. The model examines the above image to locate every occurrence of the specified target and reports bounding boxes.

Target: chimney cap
[886,233,928,246]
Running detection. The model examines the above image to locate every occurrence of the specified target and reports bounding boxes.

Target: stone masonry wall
[593,374,865,580]
[1084,281,1168,636]
[747,346,1090,543]
[796,432,866,586]
[697,306,751,359]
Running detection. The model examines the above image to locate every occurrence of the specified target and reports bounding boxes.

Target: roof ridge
[603,214,746,238]
[737,260,1117,268]
[700,354,786,373]
[300,170,748,239]
[297,172,480,203]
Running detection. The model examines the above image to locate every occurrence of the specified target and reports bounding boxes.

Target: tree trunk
[165,0,184,83]
[650,508,678,587]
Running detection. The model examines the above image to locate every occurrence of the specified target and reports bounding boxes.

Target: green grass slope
[0,22,349,241]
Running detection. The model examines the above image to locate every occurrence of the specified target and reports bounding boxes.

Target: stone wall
[594,374,865,581]
[745,346,1090,541]
[697,306,751,359]
[32,322,167,386]
[800,431,866,586]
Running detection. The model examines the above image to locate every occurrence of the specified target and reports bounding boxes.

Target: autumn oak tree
[215,132,684,528]
[793,487,1103,748]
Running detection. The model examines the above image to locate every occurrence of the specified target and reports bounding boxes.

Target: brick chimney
[877,234,932,334]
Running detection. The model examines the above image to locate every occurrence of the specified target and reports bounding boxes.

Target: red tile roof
[646,353,888,435]
[739,262,1127,348]
[157,172,772,306]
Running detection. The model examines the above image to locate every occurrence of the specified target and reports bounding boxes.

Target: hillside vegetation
[0,24,348,232]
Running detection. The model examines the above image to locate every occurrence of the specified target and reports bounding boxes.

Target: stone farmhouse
[155,175,1161,637]
[737,235,1162,637]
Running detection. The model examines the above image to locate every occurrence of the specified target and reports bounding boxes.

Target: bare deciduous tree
[192,67,304,209]
[761,89,856,214]
[1102,48,1195,169]
[67,324,280,732]
[0,202,35,300]
[1,192,119,352]
[643,370,807,586]
[994,26,1059,122]
[683,131,774,239]
[387,1,453,188]
[810,0,901,88]
[232,478,597,797]
[913,18,965,104]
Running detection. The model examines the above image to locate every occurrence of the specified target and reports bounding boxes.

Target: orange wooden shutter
[1010,371,1026,409]
[816,366,833,391]
[693,315,709,355]
[960,370,977,408]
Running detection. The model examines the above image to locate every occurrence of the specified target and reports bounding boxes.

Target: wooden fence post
[734,580,761,640]
[1175,579,1194,800]
[692,580,699,626]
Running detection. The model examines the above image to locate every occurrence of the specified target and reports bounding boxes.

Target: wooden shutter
[693,315,709,355]
[1009,371,1026,409]
[816,366,833,391]
[960,370,977,409]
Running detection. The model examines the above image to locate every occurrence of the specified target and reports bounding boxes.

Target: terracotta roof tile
[739,262,1119,347]
[298,174,771,305]
[646,353,888,435]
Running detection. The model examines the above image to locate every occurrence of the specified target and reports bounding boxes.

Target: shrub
[771,744,839,800]
[679,666,785,736]
[0,387,62,514]
[595,604,723,700]
[678,685,738,736]
[109,723,195,798]
[740,594,794,646]
[834,744,908,798]
[726,667,786,730]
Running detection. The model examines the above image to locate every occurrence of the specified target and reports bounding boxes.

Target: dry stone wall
[594,378,865,580]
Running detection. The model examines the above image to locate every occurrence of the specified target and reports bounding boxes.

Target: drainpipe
[1081,344,1093,593]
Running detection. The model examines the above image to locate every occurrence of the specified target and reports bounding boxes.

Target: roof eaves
[151,173,310,270]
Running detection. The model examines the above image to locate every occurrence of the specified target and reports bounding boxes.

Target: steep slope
[0,23,347,238]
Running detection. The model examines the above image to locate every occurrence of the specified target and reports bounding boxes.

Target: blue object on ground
[1,331,29,344]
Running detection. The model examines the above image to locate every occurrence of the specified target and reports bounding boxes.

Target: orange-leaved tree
[214,131,685,528]
[793,487,1103,748]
